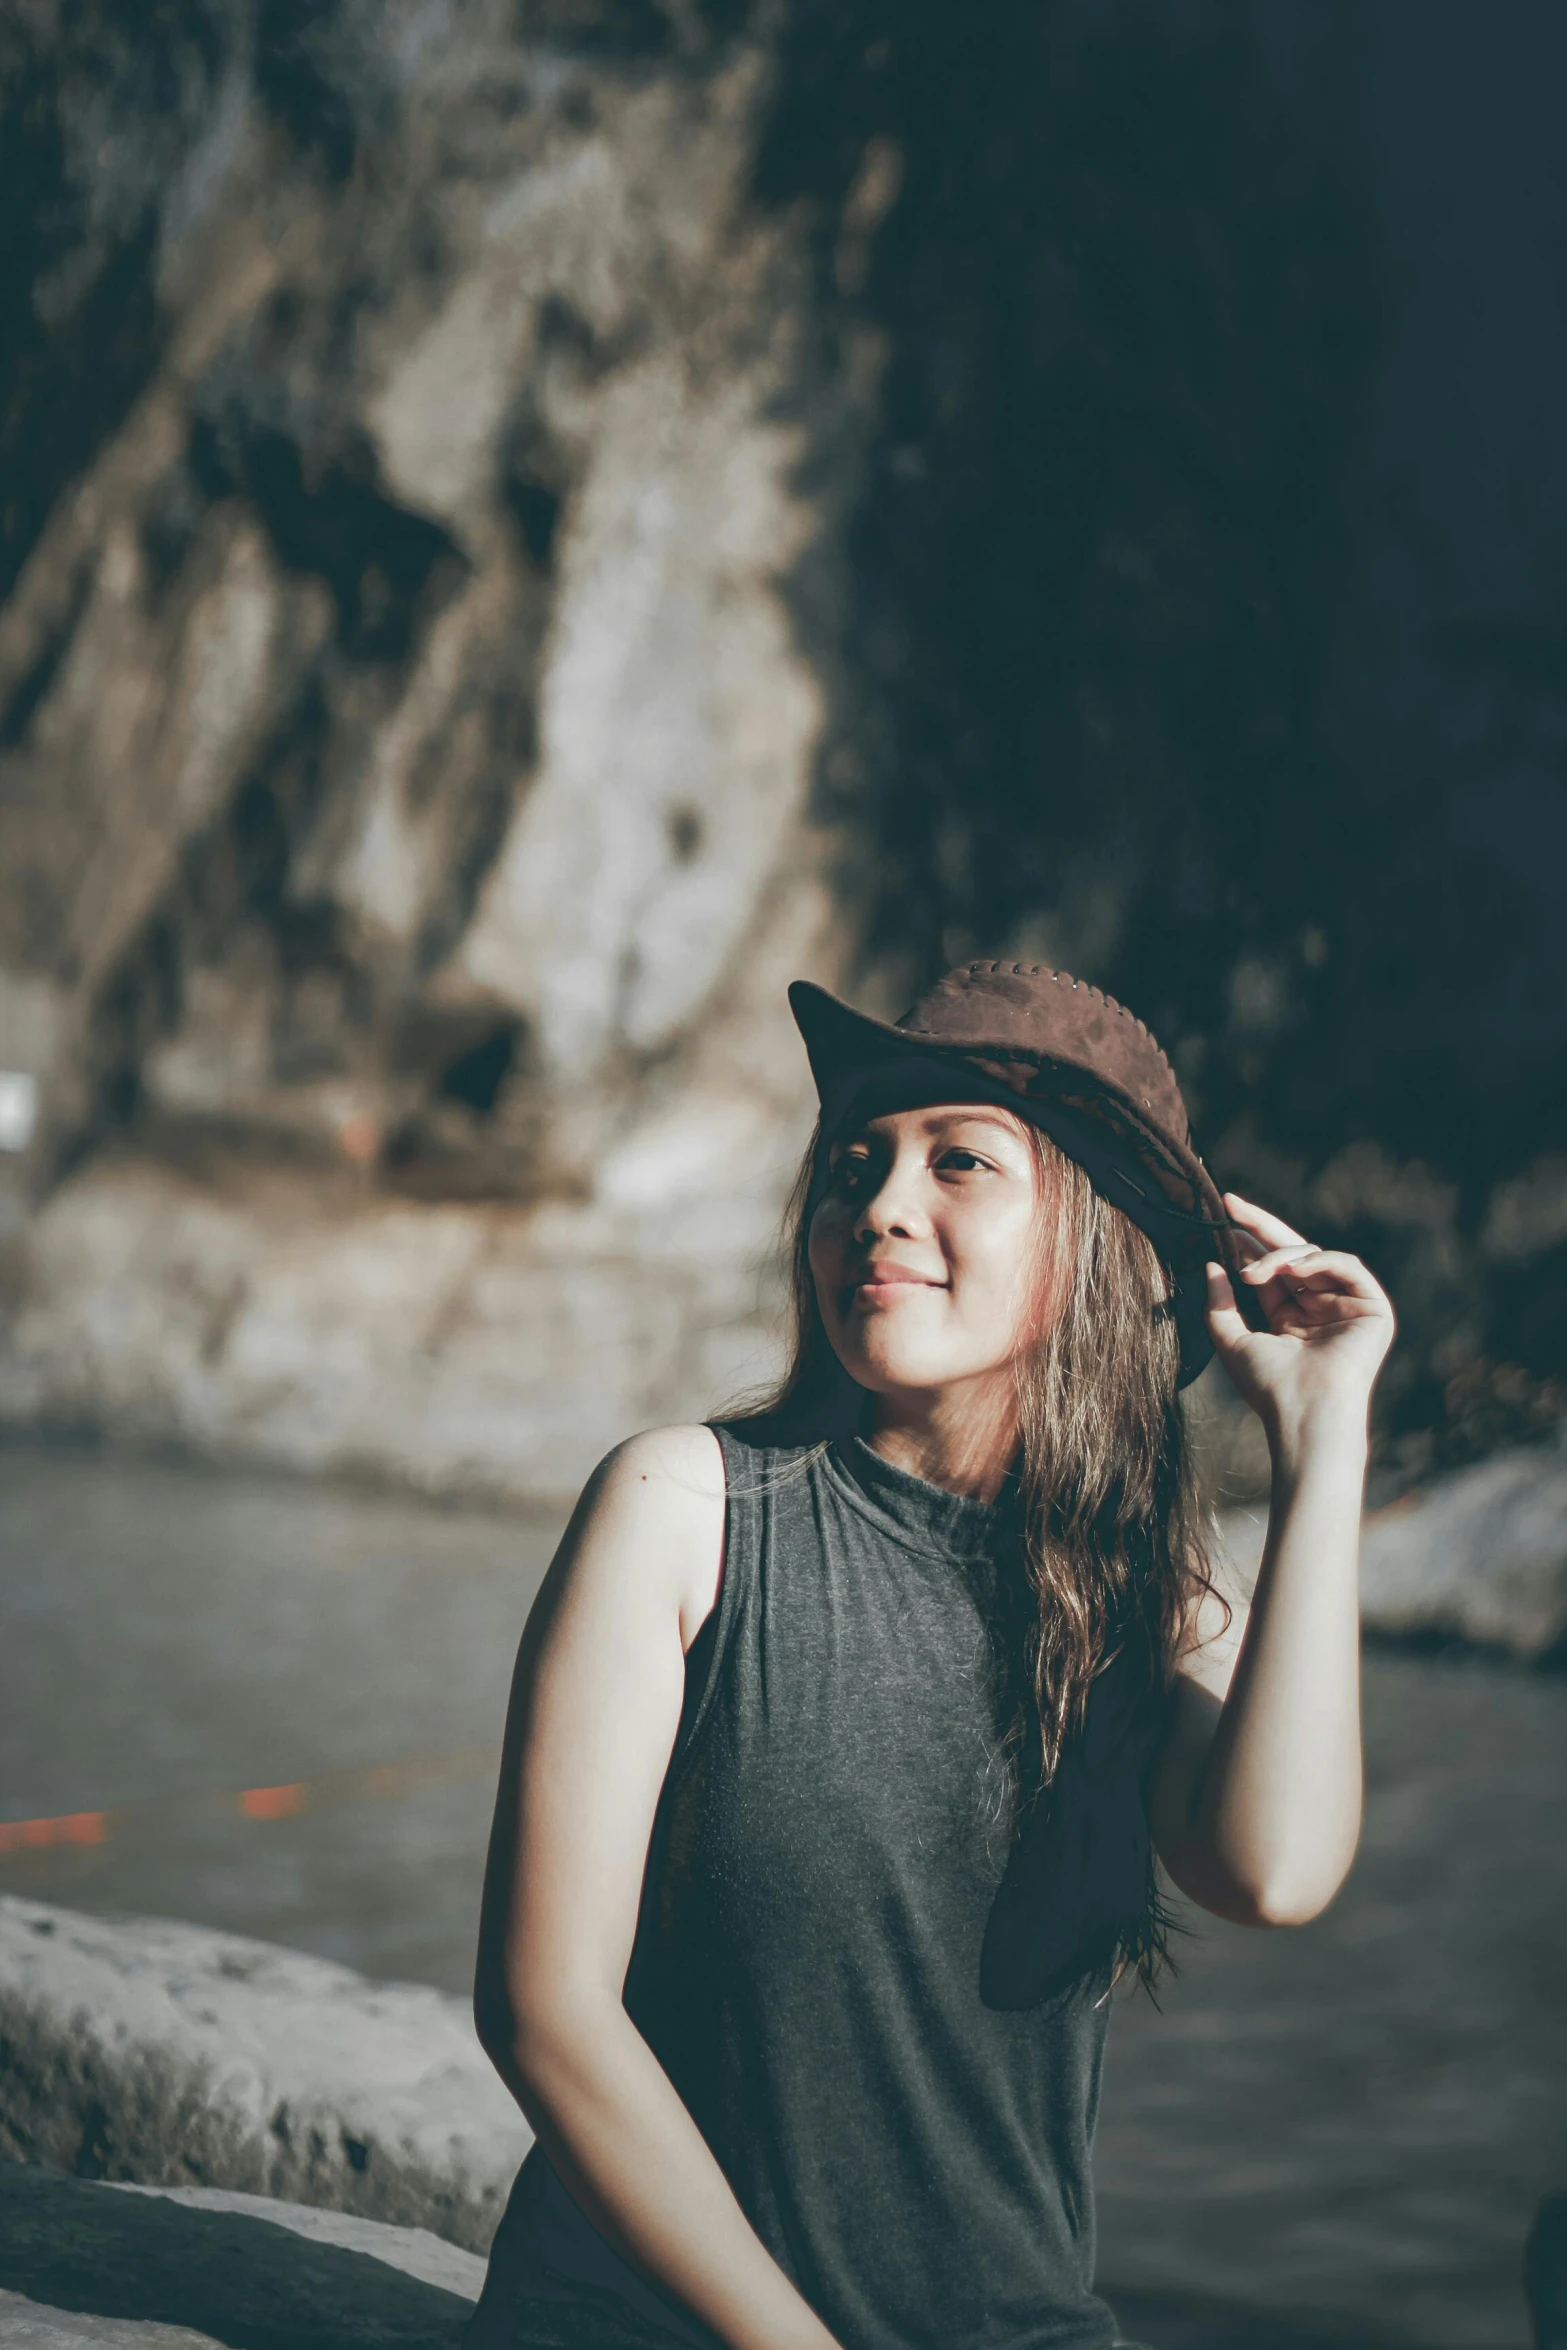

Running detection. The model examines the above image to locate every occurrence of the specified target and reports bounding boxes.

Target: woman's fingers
[1267,1287,1377,1330]
[1223,1221,1273,1265]
[1206,1255,1382,1358]
[1221,1191,1309,1251]
[1216,1200,1395,1352]
[1210,1202,1397,1390]
[1203,1261,1253,1346]
[1238,1245,1377,1295]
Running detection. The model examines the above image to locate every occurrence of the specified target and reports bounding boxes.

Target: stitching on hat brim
[790,983,1186,1148]
[793,992,1206,1196]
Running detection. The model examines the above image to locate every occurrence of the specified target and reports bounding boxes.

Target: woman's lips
[846,1265,945,1303]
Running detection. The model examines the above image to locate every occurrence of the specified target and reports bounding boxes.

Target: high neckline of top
[826,1433,1018,1563]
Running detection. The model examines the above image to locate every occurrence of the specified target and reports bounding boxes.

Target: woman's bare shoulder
[595,1422,725,1497]
[566,1424,725,1643]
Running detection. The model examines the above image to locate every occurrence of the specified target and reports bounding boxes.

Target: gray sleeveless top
[469,1425,1139,2350]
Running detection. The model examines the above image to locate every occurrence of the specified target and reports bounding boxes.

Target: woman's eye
[939,1148,989,1173]
[832,1156,873,1194]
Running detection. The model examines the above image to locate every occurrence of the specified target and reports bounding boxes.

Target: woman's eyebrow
[923,1108,1022,1139]
[831,1107,1024,1151]
[831,1113,1029,1151]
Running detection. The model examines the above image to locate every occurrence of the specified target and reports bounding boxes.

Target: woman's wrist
[1262,1387,1371,1481]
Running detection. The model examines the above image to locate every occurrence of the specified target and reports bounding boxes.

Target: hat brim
[789,980,935,1102]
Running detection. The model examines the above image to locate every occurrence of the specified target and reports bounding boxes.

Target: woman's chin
[831,1335,954,1397]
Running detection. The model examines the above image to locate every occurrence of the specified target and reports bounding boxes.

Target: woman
[469,960,1395,2350]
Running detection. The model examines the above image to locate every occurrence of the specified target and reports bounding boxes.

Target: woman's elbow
[473,1958,557,2081]
[1229,1883,1332,1930]
[475,1985,550,2081]
[1222,1851,1358,1929]
[1161,1842,1358,1929]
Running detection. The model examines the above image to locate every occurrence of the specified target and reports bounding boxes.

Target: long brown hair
[732,1110,1219,1983]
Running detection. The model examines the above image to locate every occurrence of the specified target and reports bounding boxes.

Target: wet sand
[2,1443,1562,2347]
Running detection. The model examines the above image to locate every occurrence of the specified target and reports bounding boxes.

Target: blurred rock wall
[0,0,872,1496]
[0,0,1562,1499]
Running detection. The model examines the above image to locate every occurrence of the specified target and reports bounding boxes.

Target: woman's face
[808,1103,1052,1403]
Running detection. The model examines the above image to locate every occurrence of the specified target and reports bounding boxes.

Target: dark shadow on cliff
[0,2,238,607]
[754,0,1383,1043]
[0,2163,471,2350]
[749,0,1567,1476]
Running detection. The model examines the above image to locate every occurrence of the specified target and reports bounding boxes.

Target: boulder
[1359,1440,1567,1660]
[1216,1437,1567,1662]
[0,2163,479,2348]
[0,2288,224,2350]
[101,2184,486,2300]
[0,1897,529,2254]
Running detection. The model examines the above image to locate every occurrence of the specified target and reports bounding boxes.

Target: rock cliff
[0,1,869,1495]
[1,0,1562,1498]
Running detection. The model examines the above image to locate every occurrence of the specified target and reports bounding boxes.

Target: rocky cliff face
[0,1,877,1496]
[1,0,1562,1499]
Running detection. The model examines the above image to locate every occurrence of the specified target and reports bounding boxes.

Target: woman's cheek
[951,1221,1027,1351]
[807,1212,847,1320]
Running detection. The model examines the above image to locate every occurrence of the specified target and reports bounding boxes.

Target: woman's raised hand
[1204,1192,1395,1446]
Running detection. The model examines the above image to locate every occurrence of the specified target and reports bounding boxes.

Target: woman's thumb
[1203,1260,1250,1347]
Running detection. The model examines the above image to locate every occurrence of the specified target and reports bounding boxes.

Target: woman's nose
[853,1162,929,1244]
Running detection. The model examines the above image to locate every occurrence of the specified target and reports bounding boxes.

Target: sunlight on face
[807,1104,1056,1403]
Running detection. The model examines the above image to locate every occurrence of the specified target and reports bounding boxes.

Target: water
[2,1442,1563,2347]
[1095,1646,1567,2349]
[0,1444,557,1987]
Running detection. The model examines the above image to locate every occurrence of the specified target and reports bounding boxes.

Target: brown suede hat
[789,960,1262,1386]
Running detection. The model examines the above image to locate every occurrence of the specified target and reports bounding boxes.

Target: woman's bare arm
[473,1424,842,2350]
[1149,1419,1365,1925]
[1149,1193,1394,1928]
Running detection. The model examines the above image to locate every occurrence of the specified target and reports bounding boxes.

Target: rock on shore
[0,1897,529,2253]
[0,2163,482,2348]
[1217,1434,1567,1662]
[1359,1440,1567,1659]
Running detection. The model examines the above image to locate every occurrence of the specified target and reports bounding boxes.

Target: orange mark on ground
[0,1749,498,1866]
[237,1783,307,1820]
[0,1810,108,1854]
